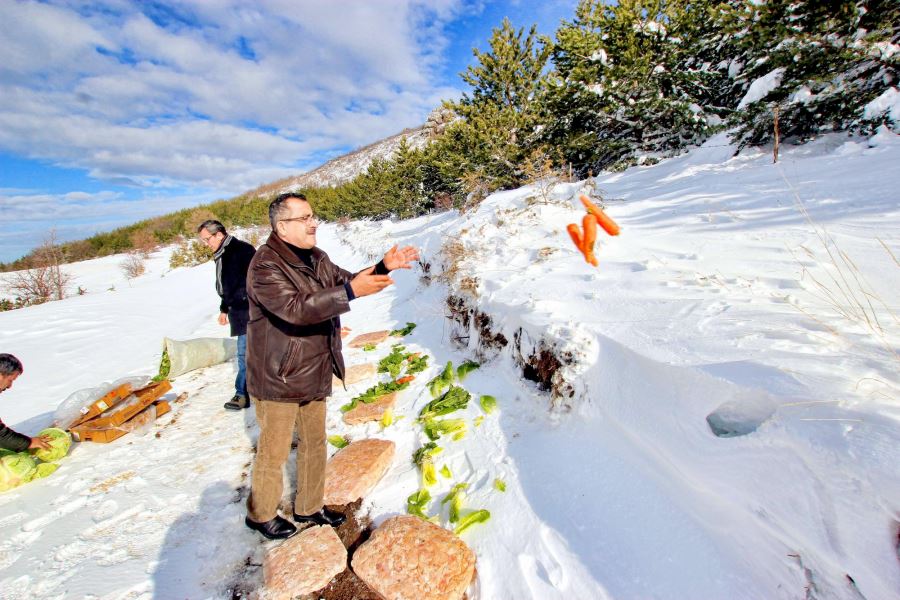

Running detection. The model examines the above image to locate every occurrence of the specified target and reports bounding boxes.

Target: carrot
[579,194,620,236]
[582,214,599,266]
[566,223,584,252]
[396,375,415,384]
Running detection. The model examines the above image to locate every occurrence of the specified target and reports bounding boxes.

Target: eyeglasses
[279,215,317,225]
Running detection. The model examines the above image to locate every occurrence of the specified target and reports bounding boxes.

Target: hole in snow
[706,394,777,438]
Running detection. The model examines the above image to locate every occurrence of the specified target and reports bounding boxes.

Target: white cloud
[0,189,215,262]
[0,0,467,193]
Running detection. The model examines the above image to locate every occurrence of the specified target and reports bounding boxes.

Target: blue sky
[0,0,577,262]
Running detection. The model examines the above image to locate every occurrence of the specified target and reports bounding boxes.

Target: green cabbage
[412,442,442,487]
[454,509,490,534]
[441,483,469,523]
[34,428,71,462]
[406,488,431,518]
[427,361,455,398]
[0,453,38,492]
[423,418,466,442]
[36,463,59,478]
[479,395,498,414]
[327,435,349,449]
[456,360,480,381]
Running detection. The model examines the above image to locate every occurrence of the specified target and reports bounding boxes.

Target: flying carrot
[579,194,620,236]
[566,223,584,252]
[582,214,599,266]
[396,375,415,385]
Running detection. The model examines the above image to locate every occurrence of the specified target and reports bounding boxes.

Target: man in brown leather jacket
[243,192,418,540]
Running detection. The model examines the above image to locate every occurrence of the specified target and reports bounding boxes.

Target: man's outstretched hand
[383,245,419,271]
[350,273,394,298]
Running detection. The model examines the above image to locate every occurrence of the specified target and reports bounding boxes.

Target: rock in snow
[323,438,395,505]
[351,515,476,600]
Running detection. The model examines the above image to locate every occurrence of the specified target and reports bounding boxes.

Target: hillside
[255,126,430,196]
[0,130,897,599]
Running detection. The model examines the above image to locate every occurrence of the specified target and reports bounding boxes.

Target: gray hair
[0,353,23,376]
[269,192,308,230]
[197,219,226,235]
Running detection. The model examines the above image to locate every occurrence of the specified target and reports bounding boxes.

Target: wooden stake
[773,105,780,164]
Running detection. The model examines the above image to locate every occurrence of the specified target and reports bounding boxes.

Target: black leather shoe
[244,515,297,540]
[293,508,346,527]
[224,395,249,410]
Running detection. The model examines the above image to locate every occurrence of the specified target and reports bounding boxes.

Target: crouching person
[243,193,418,539]
[0,354,51,452]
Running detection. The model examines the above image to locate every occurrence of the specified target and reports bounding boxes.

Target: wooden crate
[70,399,172,443]
[66,382,134,429]
[81,380,171,429]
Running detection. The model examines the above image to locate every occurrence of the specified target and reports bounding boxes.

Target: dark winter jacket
[245,233,357,403]
[0,417,30,452]
[213,235,256,337]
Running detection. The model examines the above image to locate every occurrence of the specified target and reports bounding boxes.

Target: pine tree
[439,18,552,192]
[543,0,737,175]
[727,0,899,148]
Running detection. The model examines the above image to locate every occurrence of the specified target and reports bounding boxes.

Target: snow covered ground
[0,130,898,599]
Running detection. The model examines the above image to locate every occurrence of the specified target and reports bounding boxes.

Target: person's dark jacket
[246,233,356,403]
[0,418,30,452]
[214,235,256,337]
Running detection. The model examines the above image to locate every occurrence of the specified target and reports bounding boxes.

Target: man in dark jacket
[0,354,51,452]
[243,192,418,540]
[198,220,257,410]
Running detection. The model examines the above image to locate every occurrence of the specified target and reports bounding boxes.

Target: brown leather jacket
[246,232,354,402]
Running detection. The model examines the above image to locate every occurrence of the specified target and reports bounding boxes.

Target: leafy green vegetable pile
[378,344,430,379]
[419,386,471,421]
[390,322,417,337]
[153,348,171,382]
[0,448,68,493]
[340,379,411,413]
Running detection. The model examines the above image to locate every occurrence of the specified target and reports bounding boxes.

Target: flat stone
[324,438,395,505]
[351,515,476,600]
[342,392,397,426]
[262,525,347,600]
[347,331,391,349]
[332,363,378,387]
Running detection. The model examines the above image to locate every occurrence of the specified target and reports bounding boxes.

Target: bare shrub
[130,229,158,256]
[5,231,72,305]
[438,239,468,285]
[521,149,570,206]
[245,227,265,248]
[460,173,490,213]
[121,252,146,279]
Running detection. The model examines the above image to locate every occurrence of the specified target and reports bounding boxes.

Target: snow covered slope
[0,130,897,599]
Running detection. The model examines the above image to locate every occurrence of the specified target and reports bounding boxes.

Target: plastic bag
[115,404,157,436]
[53,376,149,428]
[163,337,236,379]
